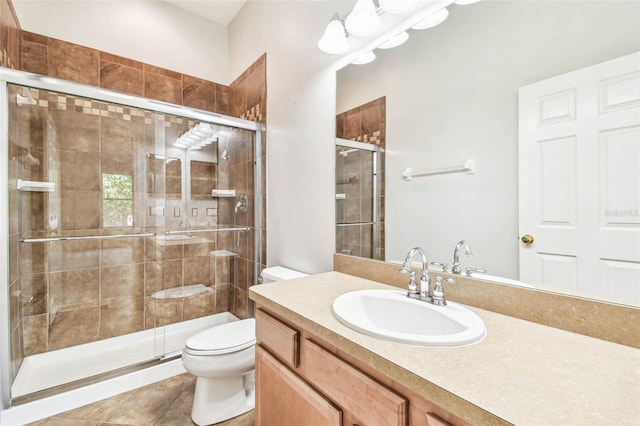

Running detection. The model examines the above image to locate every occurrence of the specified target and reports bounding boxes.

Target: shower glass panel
[335,139,380,259]
[2,72,261,404]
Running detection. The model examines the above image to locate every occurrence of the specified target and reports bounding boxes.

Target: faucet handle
[465,267,487,276]
[405,271,420,299]
[432,276,456,306]
[430,261,449,273]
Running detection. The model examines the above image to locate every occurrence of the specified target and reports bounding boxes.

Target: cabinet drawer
[256,346,342,426]
[303,339,408,426]
[256,309,300,368]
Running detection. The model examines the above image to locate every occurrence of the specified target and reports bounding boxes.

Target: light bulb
[454,0,482,5]
[318,17,349,54]
[345,0,380,37]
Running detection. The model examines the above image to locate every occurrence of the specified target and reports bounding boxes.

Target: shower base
[2,312,237,425]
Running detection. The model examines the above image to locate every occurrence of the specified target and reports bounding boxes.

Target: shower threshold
[11,312,237,401]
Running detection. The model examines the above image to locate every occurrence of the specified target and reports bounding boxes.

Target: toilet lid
[185,318,256,355]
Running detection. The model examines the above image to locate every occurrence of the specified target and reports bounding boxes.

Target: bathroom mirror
[336,1,640,306]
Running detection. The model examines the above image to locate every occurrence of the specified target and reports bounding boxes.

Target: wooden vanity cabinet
[255,346,342,425]
[255,308,464,426]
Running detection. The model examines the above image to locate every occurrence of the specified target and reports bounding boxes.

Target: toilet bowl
[182,266,308,425]
[182,318,256,425]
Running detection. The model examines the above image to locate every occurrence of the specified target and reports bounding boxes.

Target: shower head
[16,88,36,106]
[220,146,231,161]
[338,148,358,158]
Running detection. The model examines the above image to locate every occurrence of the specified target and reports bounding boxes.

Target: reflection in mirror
[336,1,640,306]
[146,154,182,198]
[336,97,386,260]
[165,158,182,197]
[147,154,182,199]
[190,160,217,200]
[335,139,382,259]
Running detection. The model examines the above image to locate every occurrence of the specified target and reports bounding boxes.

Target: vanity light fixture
[318,13,350,54]
[175,122,218,151]
[319,0,482,57]
[345,0,380,37]
[351,50,376,65]
[378,31,409,49]
[411,8,449,30]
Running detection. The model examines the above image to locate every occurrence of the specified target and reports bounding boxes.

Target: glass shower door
[335,138,381,260]
[2,74,261,404]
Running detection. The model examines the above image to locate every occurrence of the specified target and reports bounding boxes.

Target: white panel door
[519,52,640,305]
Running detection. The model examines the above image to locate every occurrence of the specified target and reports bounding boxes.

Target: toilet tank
[260,266,308,283]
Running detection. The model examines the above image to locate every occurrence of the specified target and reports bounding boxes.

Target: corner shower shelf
[17,179,55,192]
[211,189,236,197]
[210,250,238,257]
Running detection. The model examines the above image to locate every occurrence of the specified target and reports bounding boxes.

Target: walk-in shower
[335,138,382,260]
[0,68,262,421]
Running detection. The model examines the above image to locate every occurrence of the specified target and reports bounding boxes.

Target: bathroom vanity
[249,271,640,425]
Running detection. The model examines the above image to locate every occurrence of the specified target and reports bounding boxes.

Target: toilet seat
[185,318,256,356]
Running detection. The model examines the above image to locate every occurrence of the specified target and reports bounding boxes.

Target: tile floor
[27,374,254,426]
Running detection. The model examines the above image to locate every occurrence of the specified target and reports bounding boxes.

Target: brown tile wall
[0,0,19,69]
[228,54,266,319]
[12,86,242,356]
[2,4,268,378]
[336,97,385,260]
[20,31,231,116]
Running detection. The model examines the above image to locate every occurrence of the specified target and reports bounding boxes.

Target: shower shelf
[17,179,55,192]
[211,189,236,197]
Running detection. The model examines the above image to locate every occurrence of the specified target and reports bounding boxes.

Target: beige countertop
[249,271,640,426]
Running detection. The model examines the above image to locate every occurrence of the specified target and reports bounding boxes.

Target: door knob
[521,234,535,245]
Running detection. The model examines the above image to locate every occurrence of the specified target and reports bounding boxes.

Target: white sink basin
[332,289,486,347]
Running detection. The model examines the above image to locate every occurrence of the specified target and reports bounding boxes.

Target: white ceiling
[163,0,247,26]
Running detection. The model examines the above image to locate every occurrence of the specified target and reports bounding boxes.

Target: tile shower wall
[228,53,266,319]
[3,4,268,382]
[336,97,386,260]
[20,32,231,115]
[0,0,20,70]
[16,34,268,324]
[11,86,241,359]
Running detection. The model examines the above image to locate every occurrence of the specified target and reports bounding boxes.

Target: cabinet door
[303,339,408,426]
[256,345,342,426]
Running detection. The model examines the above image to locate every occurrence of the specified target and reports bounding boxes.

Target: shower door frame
[0,67,264,409]
[335,138,380,260]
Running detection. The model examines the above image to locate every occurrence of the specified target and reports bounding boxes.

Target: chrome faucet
[400,247,458,305]
[178,220,193,237]
[451,240,472,274]
[399,247,431,302]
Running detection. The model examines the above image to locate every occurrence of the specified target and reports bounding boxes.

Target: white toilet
[182,266,307,425]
